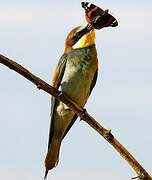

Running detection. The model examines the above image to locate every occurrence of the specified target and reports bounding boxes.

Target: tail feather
[44,170,48,179]
[44,137,61,178]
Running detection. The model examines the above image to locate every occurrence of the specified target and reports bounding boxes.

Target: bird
[44,24,98,178]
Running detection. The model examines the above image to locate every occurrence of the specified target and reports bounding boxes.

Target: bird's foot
[58,91,64,98]
[58,91,83,112]
[79,108,87,121]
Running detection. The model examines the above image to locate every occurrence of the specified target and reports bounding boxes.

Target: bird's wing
[89,69,98,95]
[61,114,78,140]
[48,54,67,149]
[61,69,98,140]
[51,54,67,88]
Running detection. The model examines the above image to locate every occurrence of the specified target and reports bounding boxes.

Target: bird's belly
[56,67,92,119]
[61,63,95,107]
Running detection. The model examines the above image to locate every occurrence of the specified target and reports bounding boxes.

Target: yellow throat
[73,29,95,49]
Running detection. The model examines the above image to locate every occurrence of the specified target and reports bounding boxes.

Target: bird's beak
[71,24,93,46]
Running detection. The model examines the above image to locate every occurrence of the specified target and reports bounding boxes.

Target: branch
[0,54,151,180]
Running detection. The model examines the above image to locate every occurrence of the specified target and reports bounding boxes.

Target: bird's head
[64,25,95,53]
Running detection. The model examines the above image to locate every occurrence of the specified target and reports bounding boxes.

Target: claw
[80,108,87,121]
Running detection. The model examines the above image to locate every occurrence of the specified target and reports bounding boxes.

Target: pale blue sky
[0,1,152,180]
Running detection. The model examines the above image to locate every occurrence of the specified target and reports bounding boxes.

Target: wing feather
[62,69,98,140]
[48,54,67,149]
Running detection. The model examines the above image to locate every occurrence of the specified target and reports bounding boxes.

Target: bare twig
[0,54,151,180]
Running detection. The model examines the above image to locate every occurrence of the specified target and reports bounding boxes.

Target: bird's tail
[44,137,61,179]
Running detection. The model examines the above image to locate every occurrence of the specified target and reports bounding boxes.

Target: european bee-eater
[45,25,98,178]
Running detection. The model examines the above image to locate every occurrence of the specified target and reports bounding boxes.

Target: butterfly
[81,2,118,29]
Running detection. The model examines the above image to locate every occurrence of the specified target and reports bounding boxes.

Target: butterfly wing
[81,2,118,29]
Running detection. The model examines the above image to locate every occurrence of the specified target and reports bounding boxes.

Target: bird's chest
[64,47,97,80]
[65,58,92,78]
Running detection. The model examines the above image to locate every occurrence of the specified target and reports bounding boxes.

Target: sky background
[0,0,152,180]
